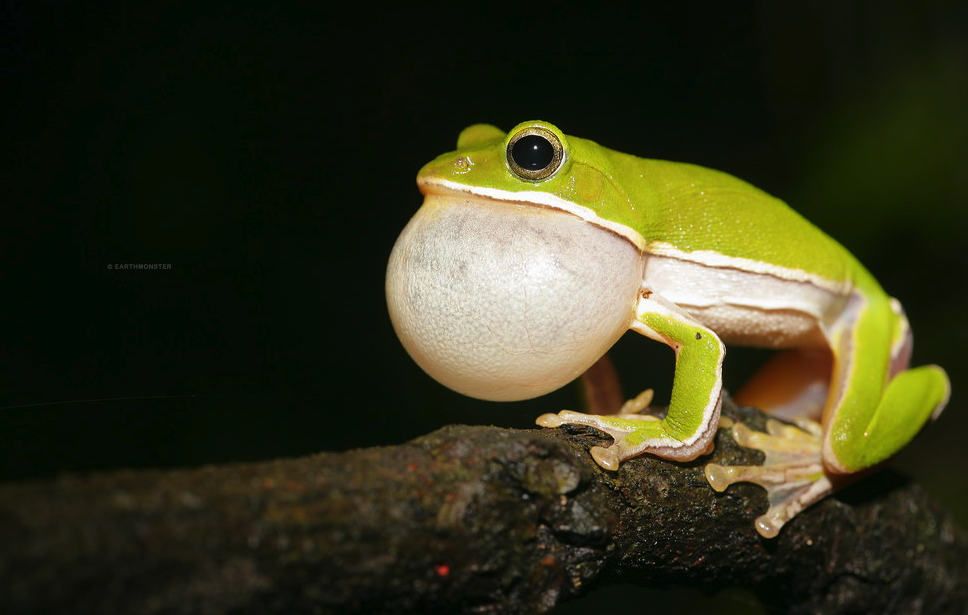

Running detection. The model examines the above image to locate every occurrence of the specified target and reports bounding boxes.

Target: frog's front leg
[537,289,725,468]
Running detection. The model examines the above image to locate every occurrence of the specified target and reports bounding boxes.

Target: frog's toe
[535,412,567,428]
[616,388,654,414]
[590,445,622,470]
[536,405,665,471]
[536,406,661,436]
[704,418,833,538]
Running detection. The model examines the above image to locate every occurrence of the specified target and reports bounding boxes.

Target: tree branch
[2,397,966,614]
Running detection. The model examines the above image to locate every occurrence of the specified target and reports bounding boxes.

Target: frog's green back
[593,142,870,289]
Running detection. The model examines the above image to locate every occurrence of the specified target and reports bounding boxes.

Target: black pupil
[511,134,555,170]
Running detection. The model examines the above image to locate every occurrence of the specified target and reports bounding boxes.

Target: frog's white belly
[642,254,848,348]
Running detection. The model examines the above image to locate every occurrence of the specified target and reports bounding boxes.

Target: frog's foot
[704,418,833,538]
[537,390,664,470]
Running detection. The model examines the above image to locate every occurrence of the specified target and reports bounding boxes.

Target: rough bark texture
[1,397,966,615]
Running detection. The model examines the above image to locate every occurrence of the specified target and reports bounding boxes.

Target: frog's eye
[506,126,564,181]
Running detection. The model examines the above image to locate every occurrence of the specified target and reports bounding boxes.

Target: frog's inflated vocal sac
[385,120,950,537]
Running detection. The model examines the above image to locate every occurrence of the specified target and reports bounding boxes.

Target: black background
[5,3,968,611]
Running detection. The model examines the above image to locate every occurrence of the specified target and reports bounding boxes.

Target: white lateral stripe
[420,178,647,251]
[647,242,848,294]
[425,179,848,294]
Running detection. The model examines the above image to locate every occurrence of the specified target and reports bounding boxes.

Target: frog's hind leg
[821,299,949,474]
[706,297,949,537]
[734,347,832,422]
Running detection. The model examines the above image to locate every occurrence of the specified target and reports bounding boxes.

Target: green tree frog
[385,120,950,537]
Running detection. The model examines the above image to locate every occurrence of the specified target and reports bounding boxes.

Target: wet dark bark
[2,397,966,615]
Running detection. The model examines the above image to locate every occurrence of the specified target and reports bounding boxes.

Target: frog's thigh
[735,347,831,422]
[825,364,949,472]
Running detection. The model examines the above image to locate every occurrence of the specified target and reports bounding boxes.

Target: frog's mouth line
[419,177,848,297]
[417,176,648,252]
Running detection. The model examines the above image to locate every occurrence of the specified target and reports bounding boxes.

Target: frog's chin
[385,193,645,402]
